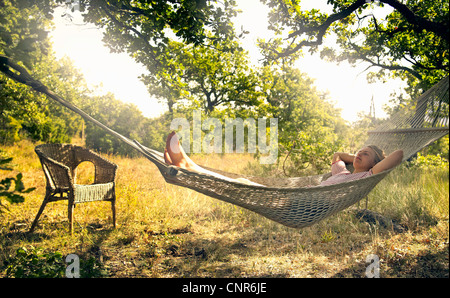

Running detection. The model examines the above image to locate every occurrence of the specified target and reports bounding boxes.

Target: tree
[261,66,348,175]
[73,0,252,115]
[142,38,262,113]
[0,0,55,68]
[0,54,87,144]
[0,0,88,144]
[259,0,448,88]
[77,0,240,74]
[83,92,146,156]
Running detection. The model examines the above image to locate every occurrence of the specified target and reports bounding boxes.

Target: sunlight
[50,1,406,123]
[296,55,407,122]
[50,7,167,119]
[235,0,406,123]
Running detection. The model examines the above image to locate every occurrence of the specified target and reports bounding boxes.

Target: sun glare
[50,7,167,119]
[50,2,405,123]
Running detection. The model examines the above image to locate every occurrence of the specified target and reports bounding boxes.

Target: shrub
[409,153,449,170]
[4,246,106,278]
[0,151,35,213]
[0,115,22,145]
[5,246,66,278]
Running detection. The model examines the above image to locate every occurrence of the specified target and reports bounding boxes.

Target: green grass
[0,140,448,277]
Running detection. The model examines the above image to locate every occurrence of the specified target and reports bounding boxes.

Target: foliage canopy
[259,0,448,89]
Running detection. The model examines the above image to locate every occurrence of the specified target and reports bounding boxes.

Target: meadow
[0,140,448,278]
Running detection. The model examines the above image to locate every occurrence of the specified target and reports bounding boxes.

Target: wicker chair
[30,144,118,234]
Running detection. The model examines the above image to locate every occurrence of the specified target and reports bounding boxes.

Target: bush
[5,246,66,278]
[4,246,106,278]
[0,151,35,213]
[0,115,22,145]
[409,153,449,170]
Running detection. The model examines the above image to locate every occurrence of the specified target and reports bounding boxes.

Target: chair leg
[29,194,50,233]
[68,201,74,235]
[111,198,116,228]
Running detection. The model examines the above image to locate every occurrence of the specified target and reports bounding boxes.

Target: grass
[0,139,448,278]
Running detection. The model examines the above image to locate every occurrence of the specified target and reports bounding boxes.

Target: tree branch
[276,0,448,58]
[277,0,368,57]
[288,0,367,39]
[98,0,163,69]
[380,0,449,42]
[359,54,422,80]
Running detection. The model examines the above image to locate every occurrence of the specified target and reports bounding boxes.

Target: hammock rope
[1,55,448,228]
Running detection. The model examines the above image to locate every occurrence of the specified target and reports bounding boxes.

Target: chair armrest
[37,155,74,189]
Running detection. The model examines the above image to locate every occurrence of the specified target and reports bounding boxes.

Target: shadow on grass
[331,243,449,278]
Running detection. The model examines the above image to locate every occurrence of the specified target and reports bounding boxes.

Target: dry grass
[0,140,448,278]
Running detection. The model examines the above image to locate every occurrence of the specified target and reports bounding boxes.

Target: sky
[50,0,407,123]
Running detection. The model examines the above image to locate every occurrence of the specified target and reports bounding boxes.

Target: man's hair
[367,145,386,164]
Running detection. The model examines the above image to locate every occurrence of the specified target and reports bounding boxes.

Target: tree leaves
[80,0,239,69]
[261,0,448,88]
[0,0,55,68]
[141,37,261,113]
[0,153,35,212]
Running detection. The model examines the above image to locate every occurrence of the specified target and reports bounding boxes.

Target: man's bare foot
[164,131,200,171]
[164,131,264,186]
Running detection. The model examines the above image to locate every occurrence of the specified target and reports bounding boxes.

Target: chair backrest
[36,144,117,189]
[37,143,76,167]
[35,144,78,190]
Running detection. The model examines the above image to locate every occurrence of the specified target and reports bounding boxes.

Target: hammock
[1,56,448,228]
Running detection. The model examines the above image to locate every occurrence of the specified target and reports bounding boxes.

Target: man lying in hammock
[320,145,403,186]
[164,131,403,187]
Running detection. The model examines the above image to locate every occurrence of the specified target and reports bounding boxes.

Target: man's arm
[332,152,355,164]
[372,150,404,174]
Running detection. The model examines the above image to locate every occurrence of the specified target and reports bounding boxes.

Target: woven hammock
[1,56,448,228]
